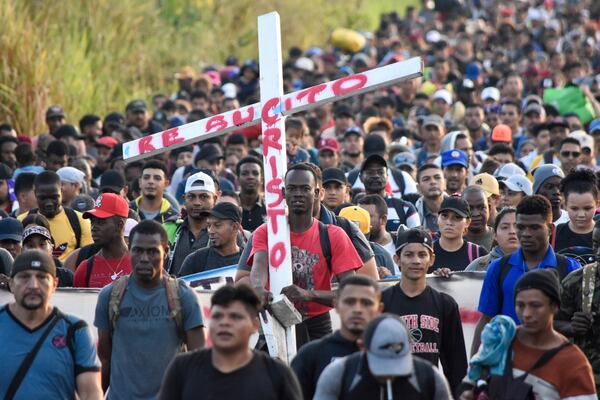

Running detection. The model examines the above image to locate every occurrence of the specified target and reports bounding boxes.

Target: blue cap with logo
[441,149,468,169]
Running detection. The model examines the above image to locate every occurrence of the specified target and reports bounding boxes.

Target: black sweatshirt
[381,284,468,393]
[291,330,359,400]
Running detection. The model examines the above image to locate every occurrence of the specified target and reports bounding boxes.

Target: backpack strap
[163,276,184,339]
[414,358,435,400]
[108,275,129,334]
[550,224,557,250]
[318,221,332,273]
[390,167,406,197]
[85,255,96,288]
[555,254,569,281]
[341,352,364,395]
[64,208,82,249]
[520,341,572,380]
[582,263,597,314]
[468,242,474,263]
[497,254,513,313]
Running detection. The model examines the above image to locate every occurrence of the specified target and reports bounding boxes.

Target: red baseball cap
[96,136,118,149]
[491,124,512,143]
[318,137,340,153]
[83,193,129,219]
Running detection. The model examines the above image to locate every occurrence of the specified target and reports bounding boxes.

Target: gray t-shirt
[94,277,204,400]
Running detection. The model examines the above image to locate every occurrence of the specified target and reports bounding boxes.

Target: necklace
[99,250,128,281]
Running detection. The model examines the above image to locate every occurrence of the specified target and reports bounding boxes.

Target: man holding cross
[249,163,363,347]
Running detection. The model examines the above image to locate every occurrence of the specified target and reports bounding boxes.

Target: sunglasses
[560,151,581,158]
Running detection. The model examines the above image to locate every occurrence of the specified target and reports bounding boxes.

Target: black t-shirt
[291,331,359,400]
[159,349,302,400]
[381,284,467,393]
[178,247,243,277]
[554,222,593,252]
[429,240,488,273]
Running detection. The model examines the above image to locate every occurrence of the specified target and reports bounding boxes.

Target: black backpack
[28,207,82,249]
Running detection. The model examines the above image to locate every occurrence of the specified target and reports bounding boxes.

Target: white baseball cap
[432,89,453,105]
[494,163,526,180]
[500,175,533,196]
[57,167,85,184]
[184,172,216,194]
[481,87,500,102]
[569,130,594,151]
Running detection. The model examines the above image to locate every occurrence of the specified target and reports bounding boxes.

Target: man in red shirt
[73,193,131,288]
[250,163,363,346]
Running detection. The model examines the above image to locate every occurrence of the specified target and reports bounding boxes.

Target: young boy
[429,196,488,273]
[285,117,310,165]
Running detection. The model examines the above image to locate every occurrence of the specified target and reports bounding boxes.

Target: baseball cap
[201,202,241,223]
[317,137,340,153]
[22,225,53,243]
[441,149,468,169]
[523,103,544,116]
[344,127,364,138]
[126,99,147,113]
[569,130,594,151]
[472,173,500,197]
[174,66,196,80]
[500,175,533,196]
[494,163,526,180]
[96,136,118,149]
[532,164,565,193]
[481,87,500,102]
[361,154,387,173]
[491,124,512,143]
[100,170,126,193]
[421,114,444,130]
[465,63,481,81]
[46,106,65,119]
[393,152,416,169]
[457,79,475,92]
[185,172,216,195]
[71,194,96,213]
[334,104,354,119]
[0,217,23,242]
[339,206,370,235]
[322,168,348,185]
[11,249,56,278]
[194,144,224,164]
[440,196,471,218]
[363,135,387,158]
[364,314,413,377]
[395,228,433,253]
[295,57,315,72]
[54,124,83,140]
[589,118,600,135]
[432,89,453,105]
[83,193,129,219]
[124,218,138,238]
[57,166,85,184]
[546,117,569,130]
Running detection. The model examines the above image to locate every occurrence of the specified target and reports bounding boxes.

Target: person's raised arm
[76,371,103,400]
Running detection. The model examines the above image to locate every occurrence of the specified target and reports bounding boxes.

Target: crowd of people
[1,0,600,398]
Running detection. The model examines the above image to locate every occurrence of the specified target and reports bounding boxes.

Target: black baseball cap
[0,217,23,242]
[334,104,354,119]
[322,168,348,185]
[439,196,471,218]
[194,143,224,164]
[360,154,387,173]
[344,127,364,138]
[126,99,147,113]
[100,170,126,193]
[200,202,241,223]
[363,134,386,157]
[46,106,65,119]
[53,124,83,140]
[395,228,434,253]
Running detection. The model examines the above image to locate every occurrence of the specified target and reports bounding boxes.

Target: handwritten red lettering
[266,178,284,207]
[269,242,286,269]
[263,127,282,154]
[261,97,280,126]
[206,115,228,132]
[232,107,254,126]
[161,127,184,147]
[332,74,368,96]
[267,208,286,233]
[296,84,327,104]
[284,97,292,111]
[138,136,156,154]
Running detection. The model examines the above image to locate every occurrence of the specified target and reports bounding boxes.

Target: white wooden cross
[123,11,422,362]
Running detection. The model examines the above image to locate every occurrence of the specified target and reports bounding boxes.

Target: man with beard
[292,275,383,400]
[236,156,265,232]
[360,154,420,232]
[441,149,469,195]
[339,127,364,172]
[18,171,93,261]
[415,164,447,233]
[464,103,489,150]
[463,185,495,251]
[532,165,568,225]
[250,163,363,346]
[0,250,102,399]
[166,171,218,276]
[129,159,178,223]
[125,99,162,136]
[178,202,243,276]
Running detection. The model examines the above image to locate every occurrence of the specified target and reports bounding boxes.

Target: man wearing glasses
[558,137,584,174]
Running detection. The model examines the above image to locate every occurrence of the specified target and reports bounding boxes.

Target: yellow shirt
[18,208,92,261]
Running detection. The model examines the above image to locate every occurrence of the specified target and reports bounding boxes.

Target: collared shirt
[478,246,580,323]
[241,196,266,232]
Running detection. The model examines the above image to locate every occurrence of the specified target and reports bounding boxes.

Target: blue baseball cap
[589,118,600,135]
[441,149,468,169]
